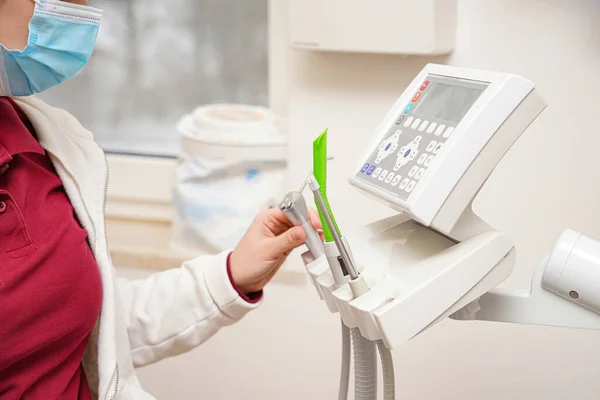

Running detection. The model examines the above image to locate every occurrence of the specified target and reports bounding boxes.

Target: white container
[289,0,457,55]
[171,104,288,252]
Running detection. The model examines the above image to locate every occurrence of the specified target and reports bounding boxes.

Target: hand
[229,208,323,294]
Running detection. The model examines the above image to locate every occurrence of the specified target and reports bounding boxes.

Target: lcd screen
[414,82,484,123]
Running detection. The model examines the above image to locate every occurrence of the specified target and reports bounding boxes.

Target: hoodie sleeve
[116,250,261,367]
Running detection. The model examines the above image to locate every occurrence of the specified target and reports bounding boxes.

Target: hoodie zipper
[43,150,120,399]
[109,364,120,400]
[104,156,120,400]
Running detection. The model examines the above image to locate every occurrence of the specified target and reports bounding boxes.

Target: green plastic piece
[313,129,340,242]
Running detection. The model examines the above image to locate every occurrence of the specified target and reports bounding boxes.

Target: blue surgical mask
[0,0,102,96]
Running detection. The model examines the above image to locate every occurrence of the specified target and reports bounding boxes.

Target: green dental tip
[313,129,340,242]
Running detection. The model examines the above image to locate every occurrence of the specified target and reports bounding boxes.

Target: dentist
[0,1,321,399]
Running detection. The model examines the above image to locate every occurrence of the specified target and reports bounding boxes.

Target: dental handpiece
[307,175,360,280]
[279,191,325,259]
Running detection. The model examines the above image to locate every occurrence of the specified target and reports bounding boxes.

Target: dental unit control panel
[350,64,546,239]
[356,75,487,203]
[300,64,600,361]
[294,64,600,399]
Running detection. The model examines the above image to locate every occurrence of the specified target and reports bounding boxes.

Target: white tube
[376,340,395,400]
[339,321,351,400]
[351,328,377,400]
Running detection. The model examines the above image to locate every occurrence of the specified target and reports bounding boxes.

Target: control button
[411,118,421,130]
[403,116,414,127]
[433,143,443,154]
[408,166,418,177]
[373,167,382,178]
[385,172,395,183]
[392,175,402,186]
[394,137,420,170]
[415,135,422,143]
[426,122,437,134]
[417,154,427,165]
[361,163,370,173]
[376,130,402,164]
[424,156,434,167]
[404,104,413,113]
[0,201,6,214]
[366,165,376,175]
[420,81,430,90]
[426,141,437,152]
[412,92,421,102]
[400,178,410,189]
[443,126,455,138]
[415,168,425,179]
[406,180,416,192]
[435,124,445,136]
[396,115,405,125]
[378,170,388,181]
[418,120,428,132]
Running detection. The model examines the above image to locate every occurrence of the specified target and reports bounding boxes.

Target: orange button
[412,92,421,102]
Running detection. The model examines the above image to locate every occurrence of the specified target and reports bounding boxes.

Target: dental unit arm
[457,229,600,330]
[293,64,600,400]
[302,63,600,354]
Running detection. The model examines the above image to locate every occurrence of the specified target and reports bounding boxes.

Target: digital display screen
[414,82,484,123]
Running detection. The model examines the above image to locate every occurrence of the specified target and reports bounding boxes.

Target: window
[39,0,269,157]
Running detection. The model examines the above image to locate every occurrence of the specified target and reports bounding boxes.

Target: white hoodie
[14,97,261,400]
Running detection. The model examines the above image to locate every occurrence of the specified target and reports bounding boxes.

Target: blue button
[366,165,376,175]
[403,104,413,113]
[404,149,411,158]
[385,143,391,151]
[361,163,370,173]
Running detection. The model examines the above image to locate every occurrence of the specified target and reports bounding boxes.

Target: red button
[420,80,430,90]
[412,92,421,102]
[0,201,7,214]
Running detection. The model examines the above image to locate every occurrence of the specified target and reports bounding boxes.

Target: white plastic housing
[542,230,600,314]
[303,216,516,349]
[288,0,457,55]
[324,240,350,286]
[349,64,546,238]
[453,230,600,330]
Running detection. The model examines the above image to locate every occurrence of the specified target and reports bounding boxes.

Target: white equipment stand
[303,64,600,351]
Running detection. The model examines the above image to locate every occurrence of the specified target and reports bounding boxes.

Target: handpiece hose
[308,176,359,280]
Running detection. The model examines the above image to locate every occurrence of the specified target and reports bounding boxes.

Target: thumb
[270,226,306,257]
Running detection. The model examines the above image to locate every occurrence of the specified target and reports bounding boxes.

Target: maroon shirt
[0,97,102,399]
[0,97,261,399]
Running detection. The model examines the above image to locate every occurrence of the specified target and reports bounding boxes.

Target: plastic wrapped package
[171,104,287,252]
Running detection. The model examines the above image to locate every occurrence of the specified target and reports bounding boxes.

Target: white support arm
[452,230,600,330]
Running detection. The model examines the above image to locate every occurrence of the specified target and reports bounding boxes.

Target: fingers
[261,209,293,236]
[269,226,306,257]
[308,209,322,229]
[308,209,325,240]
[267,208,294,227]
[264,208,324,247]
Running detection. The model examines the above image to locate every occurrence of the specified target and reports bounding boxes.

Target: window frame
[106,0,289,222]
[106,154,175,221]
